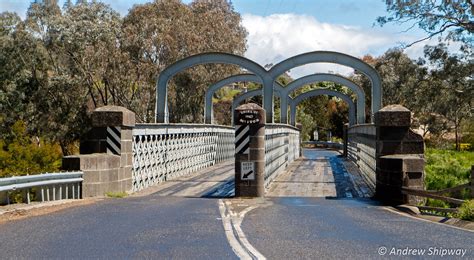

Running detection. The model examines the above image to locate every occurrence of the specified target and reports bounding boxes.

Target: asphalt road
[0,149,472,259]
[242,197,473,259]
[0,196,237,259]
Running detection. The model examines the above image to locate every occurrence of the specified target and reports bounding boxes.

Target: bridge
[0,52,472,258]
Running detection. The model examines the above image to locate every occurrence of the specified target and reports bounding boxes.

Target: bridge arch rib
[280,73,366,124]
[269,51,381,121]
[156,52,268,123]
[157,51,381,123]
[289,89,356,126]
[205,74,284,124]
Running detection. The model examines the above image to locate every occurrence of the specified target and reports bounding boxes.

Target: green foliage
[425,198,449,209]
[1,0,247,158]
[377,0,473,46]
[425,148,473,191]
[456,200,474,221]
[424,148,473,209]
[0,121,62,177]
[292,82,349,139]
[295,109,314,141]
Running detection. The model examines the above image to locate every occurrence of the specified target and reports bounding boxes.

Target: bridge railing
[347,123,376,189]
[0,172,83,205]
[264,124,300,188]
[132,124,234,192]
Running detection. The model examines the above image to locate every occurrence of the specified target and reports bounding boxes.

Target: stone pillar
[343,123,348,157]
[234,103,266,197]
[63,106,135,197]
[374,105,425,205]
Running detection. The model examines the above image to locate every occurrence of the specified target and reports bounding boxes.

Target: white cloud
[242,13,395,77]
[0,0,30,18]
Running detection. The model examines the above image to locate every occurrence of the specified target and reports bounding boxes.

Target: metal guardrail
[0,172,83,204]
[132,124,235,192]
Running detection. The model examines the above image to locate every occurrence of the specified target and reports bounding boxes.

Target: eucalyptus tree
[121,0,247,123]
[377,0,474,47]
[422,44,473,150]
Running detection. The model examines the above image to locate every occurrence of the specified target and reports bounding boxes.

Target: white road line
[228,202,266,260]
[218,199,266,260]
[218,199,252,259]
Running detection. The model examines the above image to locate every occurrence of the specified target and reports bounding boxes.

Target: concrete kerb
[383,206,474,232]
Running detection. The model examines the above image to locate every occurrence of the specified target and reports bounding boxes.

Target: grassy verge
[105,192,128,198]
[425,148,473,191]
[423,148,474,219]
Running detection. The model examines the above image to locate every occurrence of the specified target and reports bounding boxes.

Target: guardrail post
[374,105,425,205]
[234,103,266,197]
[63,106,135,197]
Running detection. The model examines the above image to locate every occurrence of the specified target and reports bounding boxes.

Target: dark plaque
[237,110,262,124]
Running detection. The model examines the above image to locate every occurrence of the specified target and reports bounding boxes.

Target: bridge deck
[133,148,373,199]
[267,149,373,197]
[133,162,234,198]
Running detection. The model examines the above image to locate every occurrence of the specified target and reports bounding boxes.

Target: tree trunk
[59,140,71,156]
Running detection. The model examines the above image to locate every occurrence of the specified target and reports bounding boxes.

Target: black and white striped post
[234,103,265,197]
[106,126,121,155]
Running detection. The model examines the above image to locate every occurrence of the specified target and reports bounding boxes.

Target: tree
[63,0,73,10]
[377,0,474,47]
[0,11,51,142]
[291,81,353,140]
[23,1,107,155]
[2,0,250,160]
[351,50,442,131]
[121,0,247,123]
[422,43,473,150]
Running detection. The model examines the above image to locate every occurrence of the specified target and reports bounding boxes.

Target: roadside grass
[423,148,474,219]
[105,192,128,198]
[425,148,473,191]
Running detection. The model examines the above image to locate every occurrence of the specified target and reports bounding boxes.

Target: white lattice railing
[264,124,300,188]
[132,124,234,192]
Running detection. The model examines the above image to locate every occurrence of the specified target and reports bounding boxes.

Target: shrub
[0,121,62,177]
[456,200,474,221]
[424,148,474,209]
[425,148,473,191]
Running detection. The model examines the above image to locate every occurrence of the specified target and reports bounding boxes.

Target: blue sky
[1,0,439,77]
